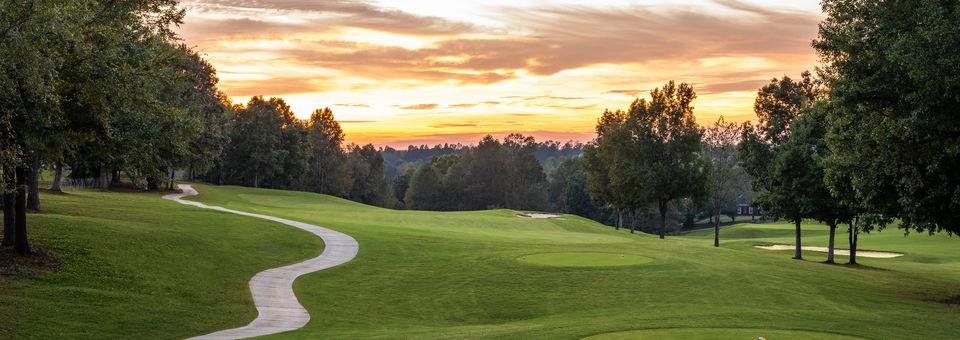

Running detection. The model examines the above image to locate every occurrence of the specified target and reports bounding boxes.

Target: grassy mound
[517,252,653,267]
[0,189,321,339]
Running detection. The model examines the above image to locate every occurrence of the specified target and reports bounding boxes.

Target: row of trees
[206,97,392,207]
[1,0,226,255]
[733,0,960,264]
[401,135,549,211]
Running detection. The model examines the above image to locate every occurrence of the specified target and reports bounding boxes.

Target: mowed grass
[183,184,960,339]
[0,189,321,339]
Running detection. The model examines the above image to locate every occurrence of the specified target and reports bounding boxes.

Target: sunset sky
[177,0,824,147]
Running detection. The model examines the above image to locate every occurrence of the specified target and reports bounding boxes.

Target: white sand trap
[518,213,564,219]
[755,244,904,258]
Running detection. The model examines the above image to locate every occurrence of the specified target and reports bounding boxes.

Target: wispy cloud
[397,103,439,110]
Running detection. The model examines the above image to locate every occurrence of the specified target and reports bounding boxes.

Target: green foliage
[399,134,550,212]
[584,81,709,236]
[737,73,819,222]
[404,163,444,210]
[306,108,350,197]
[548,157,606,222]
[815,0,960,234]
[347,144,394,207]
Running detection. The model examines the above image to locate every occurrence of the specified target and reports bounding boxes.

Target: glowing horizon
[178,0,823,147]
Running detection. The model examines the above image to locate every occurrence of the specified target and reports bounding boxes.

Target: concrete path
[163,184,359,339]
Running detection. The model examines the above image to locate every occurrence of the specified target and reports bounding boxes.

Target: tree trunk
[2,190,15,248]
[14,166,31,255]
[713,213,720,247]
[254,173,259,188]
[27,152,40,211]
[848,219,858,265]
[826,222,837,263]
[629,210,635,234]
[793,219,802,260]
[658,201,667,239]
[50,160,63,192]
[615,209,621,230]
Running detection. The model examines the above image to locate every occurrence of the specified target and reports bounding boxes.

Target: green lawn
[2,184,959,339]
[0,189,321,339]
[185,184,960,339]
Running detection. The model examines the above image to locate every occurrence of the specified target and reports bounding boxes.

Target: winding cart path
[163,184,359,339]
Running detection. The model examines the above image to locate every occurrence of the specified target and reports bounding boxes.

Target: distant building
[736,196,760,217]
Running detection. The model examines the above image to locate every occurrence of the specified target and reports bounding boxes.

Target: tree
[306,108,350,197]
[815,0,960,234]
[738,73,818,259]
[583,110,633,230]
[404,164,443,210]
[549,157,604,221]
[347,144,393,207]
[223,97,292,188]
[780,104,853,263]
[627,81,709,238]
[585,82,709,237]
[703,116,743,247]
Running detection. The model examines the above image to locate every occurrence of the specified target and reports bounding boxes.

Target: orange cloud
[178,0,824,146]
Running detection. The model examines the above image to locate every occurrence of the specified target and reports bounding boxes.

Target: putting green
[517,252,653,267]
[584,328,866,340]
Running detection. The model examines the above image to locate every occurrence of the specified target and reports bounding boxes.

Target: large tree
[222,97,295,188]
[815,0,960,234]
[738,73,818,259]
[585,81,709,238]
[306,108,350,197]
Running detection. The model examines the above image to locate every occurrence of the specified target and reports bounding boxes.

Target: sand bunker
[754,244,903,258]
[517,213,564,219]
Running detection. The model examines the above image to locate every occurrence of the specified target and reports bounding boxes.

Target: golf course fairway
[1,184,959,339]
[517,252,653,267]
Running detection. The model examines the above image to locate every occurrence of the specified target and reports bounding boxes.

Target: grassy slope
[0,190,321,339]
[185,184,960,339]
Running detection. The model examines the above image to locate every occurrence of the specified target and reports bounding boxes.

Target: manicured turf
[517,252,653,267]
[184,184,960,339]
[584,328,865,340]
[3,184,959,339]
[0,189,321,339]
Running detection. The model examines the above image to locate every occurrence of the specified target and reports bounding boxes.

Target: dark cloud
[184,0,476,36]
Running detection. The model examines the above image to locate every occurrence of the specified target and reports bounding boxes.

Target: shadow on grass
[0,246,59,278]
